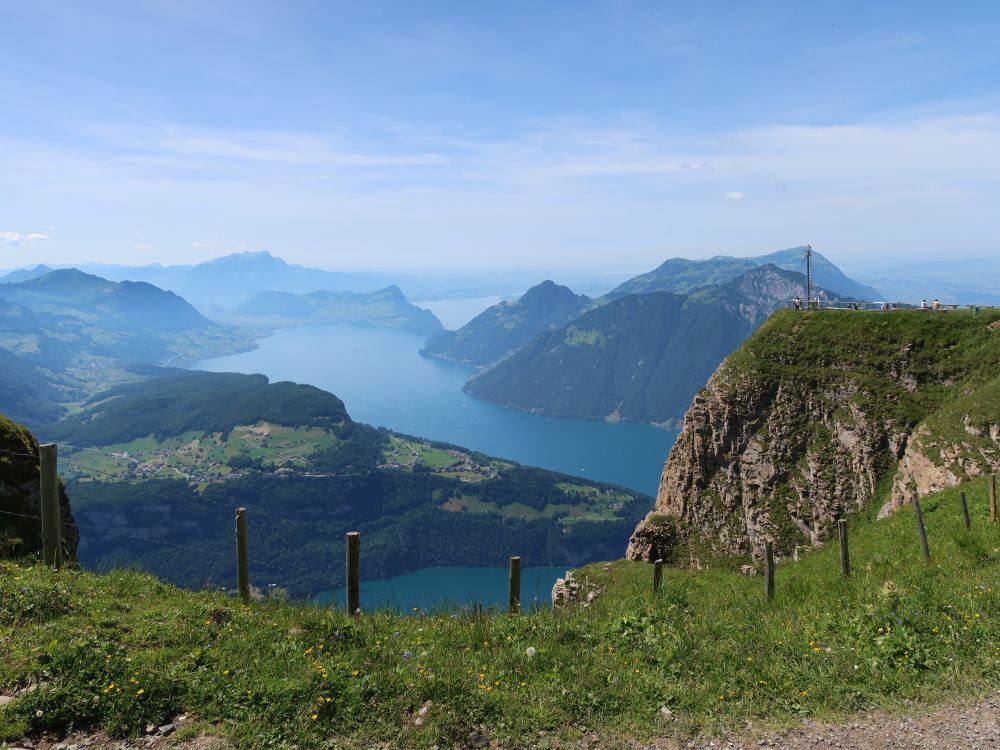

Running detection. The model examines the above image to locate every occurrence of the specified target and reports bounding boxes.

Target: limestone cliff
[627,309,1000,562]
[0,414,79,560]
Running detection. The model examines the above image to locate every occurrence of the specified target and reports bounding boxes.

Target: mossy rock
[0,413,78,560]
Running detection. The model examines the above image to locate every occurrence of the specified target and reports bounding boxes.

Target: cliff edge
[627,309,1000,562]
[0,413,79,560]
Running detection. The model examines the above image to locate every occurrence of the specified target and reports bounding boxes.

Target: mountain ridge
[609,245,881,301]
[233,284,443,336]
[421,280,591,367]
[466,266,839,424]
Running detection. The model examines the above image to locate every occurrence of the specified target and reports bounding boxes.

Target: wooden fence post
[508,556,521,613]
[235,507,250,602]
[991,475,997,525]
[838,519,850,578]
[39,443,62,570]
[960,490,972,530]
[652,558,663,595]
[764,542,775,603]
[913,498,931,562]
[346,531,360,617]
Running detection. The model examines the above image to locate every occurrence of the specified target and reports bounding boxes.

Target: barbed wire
[1,505,555,607]
[0,450,551,607]
[0,447,39,460]
[0,508,296,578]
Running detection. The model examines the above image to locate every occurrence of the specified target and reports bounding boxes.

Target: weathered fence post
[913,498,931,562]
[235,507,250,602]
[838,519,850,578]
[346,531,360,617]
[652,558,663,595]
[39,443,62,569]
[960,490,972,530]
[991,475,997,525]
[764,542,775,603]
[508,556,521,613]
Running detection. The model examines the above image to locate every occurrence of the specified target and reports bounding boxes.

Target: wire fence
[0,447,554,611]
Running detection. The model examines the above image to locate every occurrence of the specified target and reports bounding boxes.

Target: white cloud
[3,112,1000,267]
[1,231,51,245]
[133,242,152,252]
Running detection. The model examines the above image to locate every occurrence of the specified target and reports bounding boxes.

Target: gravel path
[7,695,1000,749]
[659,694,1000,750]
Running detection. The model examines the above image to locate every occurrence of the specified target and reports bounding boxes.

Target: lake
[193,323,677,496]
[193,322,677,607]
[315,565,568,612]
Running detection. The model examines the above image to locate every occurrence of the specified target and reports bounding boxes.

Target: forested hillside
[0,269,254,426]
[467,266,830,424]
[29,370,650,597]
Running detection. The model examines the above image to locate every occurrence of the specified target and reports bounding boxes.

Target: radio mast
[805,245,813,307]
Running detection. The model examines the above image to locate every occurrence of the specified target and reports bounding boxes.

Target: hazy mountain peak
[18,267,114,292]
[609,246,879,300]
[193,250,287,271]
[421,279,591,368]
[0,264,55,284]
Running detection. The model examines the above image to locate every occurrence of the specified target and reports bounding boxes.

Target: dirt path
[9,695,1000,749]
[652,693,1000,750]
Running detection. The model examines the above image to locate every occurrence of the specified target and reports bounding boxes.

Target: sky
[2,0,1000,274]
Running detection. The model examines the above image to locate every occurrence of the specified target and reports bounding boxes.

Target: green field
[61,423,344,484]
[381,435,509,481]
[61,428,515,488]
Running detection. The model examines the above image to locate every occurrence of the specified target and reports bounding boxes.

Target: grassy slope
[3,477,1000,748]
[724,308,1000,430]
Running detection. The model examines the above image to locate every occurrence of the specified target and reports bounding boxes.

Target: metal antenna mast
[805,244,813,307]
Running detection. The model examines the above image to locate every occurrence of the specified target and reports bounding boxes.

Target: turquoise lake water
[193,323,677,496]
[192,322,678,607]
[314,566,569,612]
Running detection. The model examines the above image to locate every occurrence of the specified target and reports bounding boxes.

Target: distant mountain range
[422,280,591,367]
[466,265,836,424]
[2,268,213,332]
[1,252,542,309]
[0,268,252,425]
[64,252,399,310]
[232,285,443,336]
[420,246,869,424]
[608,246,881,301]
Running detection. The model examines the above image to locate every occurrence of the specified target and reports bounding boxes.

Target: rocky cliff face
[0,414,79,560]
[627,309,1000,562]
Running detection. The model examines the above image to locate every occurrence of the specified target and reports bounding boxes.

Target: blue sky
[2,0,1000,273]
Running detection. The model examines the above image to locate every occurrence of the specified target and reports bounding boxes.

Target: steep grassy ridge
[629,306,1000,564]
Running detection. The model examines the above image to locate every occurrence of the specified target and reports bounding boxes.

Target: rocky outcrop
[551,570,604,608]
[627,370,905,561]
[0,414,79,560]
[885,424,1000,517]
[627,309,1000,561]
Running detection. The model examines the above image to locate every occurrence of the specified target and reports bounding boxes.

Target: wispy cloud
[1,231,51,245]
[3,113,1000,266]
